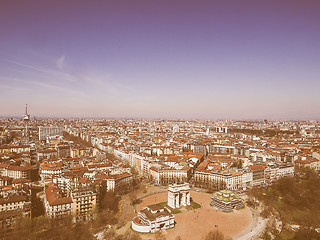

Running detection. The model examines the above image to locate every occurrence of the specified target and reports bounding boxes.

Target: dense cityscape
[1,1,320,239]
[0,106,319,239]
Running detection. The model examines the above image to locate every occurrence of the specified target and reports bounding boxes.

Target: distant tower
[23,104,31,143]
[173,125,179,134]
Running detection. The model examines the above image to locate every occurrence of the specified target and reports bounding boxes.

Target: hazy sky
[1,0,320,119]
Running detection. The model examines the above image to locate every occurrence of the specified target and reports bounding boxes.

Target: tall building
[39,126,64,141]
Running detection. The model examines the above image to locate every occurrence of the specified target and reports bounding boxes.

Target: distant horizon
[1,1,320,119]
[0,113,318,122]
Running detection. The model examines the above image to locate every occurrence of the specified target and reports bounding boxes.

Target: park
[132,189,252,240]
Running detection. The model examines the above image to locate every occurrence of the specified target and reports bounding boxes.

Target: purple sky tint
[0,0,320,119]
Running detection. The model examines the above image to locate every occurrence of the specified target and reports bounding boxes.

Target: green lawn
[190,200,201,209]
[155,200,201,214]
[158,201,167,208]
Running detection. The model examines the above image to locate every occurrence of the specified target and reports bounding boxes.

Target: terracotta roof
[248,165,266,171]
[7,165,31,171]
[78,178,91,183]
[45,185,72,206]
[149,166,160,172]
[38,149,57,153]
[12,178,31,184]
[0,195,27,205]
[94,172,109,180]
[295,159,318,164]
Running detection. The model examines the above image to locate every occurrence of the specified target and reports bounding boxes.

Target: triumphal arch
[168,183,191,209]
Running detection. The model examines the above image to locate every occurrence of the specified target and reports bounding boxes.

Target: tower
[173,124,179,134]
[23,104,30,143]
[205,127,210,136]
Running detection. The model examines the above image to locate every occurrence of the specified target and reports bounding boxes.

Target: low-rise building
[132,204,174,233]
[295,158,319,171]
[210,190,244,212]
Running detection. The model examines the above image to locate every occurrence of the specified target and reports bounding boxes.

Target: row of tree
[192,178,227,191]
[158,175,188,185]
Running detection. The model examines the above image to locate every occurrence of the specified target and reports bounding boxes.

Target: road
[233,206,267,240]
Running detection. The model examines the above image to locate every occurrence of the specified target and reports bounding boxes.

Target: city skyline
[1,0,320,120]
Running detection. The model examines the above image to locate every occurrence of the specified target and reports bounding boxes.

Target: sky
[0,0,320,120]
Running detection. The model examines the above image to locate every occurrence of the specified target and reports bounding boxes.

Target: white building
[40,161,62,181]
[194,169,253,191]
[3,165,31,179]
[39,126,64,141]
[132,204,174,233]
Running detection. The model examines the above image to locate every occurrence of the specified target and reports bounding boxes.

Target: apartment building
[158,166,191,185]
[37,149,58,161]
[71,189,97,222]
[40,161,63,181]
[44,184,73,218]
[248,165,266,186]
[295,158,319,171]
[3,165,32,179]
[0,145,30,154]
[264,164,294,183]
[106,172,133,193]
[0,195,31,231]
[194,169,253,191]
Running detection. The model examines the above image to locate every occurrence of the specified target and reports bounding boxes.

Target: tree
[293,228,320,240]
[9,215,95,240]
[103,228,116,240]
[260,208,270,218]
[97,181,107,210]
[129,191,141,205]
[93,209,117,230]
[101,191,120,212]
[260,230,272,240]
[204,230,225,240]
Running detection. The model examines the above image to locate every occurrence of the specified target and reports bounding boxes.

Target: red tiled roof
[0,195,27,205]
[248,165,266,171]
[45,185,72,206]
